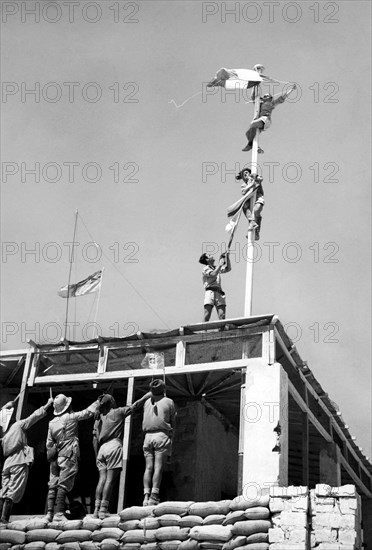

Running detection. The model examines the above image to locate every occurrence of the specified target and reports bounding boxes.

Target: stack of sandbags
[310,484,362,550]
[268,486,309,550]
[0,497,272,550]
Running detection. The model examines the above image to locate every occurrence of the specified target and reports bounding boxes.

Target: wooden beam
[34,358,267,385]
[98,346,108,374]
[175,340,186,368]
[166,376,191,397]
[302,412,309,486]
[5,356,25,386]
[117,377,134,511]
[16,349,33,421]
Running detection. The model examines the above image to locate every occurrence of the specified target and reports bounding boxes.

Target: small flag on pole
[58,270,102,299]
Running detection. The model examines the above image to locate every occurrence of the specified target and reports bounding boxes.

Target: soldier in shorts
[199,252,231,322]
[92,391,151,518]
[142,379,176,506]
[235,168,265,240]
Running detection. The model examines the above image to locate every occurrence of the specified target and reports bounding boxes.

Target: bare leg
[216,305,226,320]
[203,304,213,322]
[243,120,265,151]
[143,454,154,495]
[95,470,107,502]
[102,469,120,502]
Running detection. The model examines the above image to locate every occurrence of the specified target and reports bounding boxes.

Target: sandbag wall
[0,497,272,550]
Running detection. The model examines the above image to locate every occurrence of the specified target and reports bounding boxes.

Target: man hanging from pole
[236,168,264,240]
[242,83,297,152]
[92,390,151,518]
[199,252,231,322]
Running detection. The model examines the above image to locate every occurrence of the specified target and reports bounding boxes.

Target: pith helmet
[53,394,72,416]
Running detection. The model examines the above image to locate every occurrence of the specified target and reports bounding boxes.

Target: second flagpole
[64,209,79,340]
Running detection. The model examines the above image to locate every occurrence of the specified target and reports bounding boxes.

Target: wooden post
[117,377,134,512]
[302,412,309,486]
[237,369,246,495]
[244,85,261,317]
[16,349,33,421]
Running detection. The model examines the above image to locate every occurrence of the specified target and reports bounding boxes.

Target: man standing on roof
[199,252,231,322]
[236,168,264,240]
[0,397,53,524]
[92,390,151,518]
[142,379,176,506]
[46,394,100,522]
[243,84,297,152]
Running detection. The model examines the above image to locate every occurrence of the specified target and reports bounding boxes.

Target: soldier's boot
[98,499,110,519]
[45,488,57,522]
[53,487,68,522]
[0,498,13,524]
[93,499,101,518]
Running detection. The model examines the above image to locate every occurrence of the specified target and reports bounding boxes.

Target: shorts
[204,290,226,307]
[251,116,271,131]
[143,432,172,458]
[96,439,123,471]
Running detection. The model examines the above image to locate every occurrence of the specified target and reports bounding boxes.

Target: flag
[58,270,102,298]
[207,68,273,90]
[141,351,165,370]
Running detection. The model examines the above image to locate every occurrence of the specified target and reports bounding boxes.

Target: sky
[1,1,371,457]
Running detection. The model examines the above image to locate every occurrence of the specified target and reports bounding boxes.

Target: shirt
[259,95,285,118]
[142,396,176,434]
[47,401,98,459]
[202,266,222,292]
[2,405,48,469]
[93,403,142,447]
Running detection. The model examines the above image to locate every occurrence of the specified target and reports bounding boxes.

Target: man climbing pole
[46,394,100,522]
[92,390,151,518]
[236,168,264,240]
[199,252,231,322]
[0,397,53,524]
[242,83,297,152]
[142,379,176,506]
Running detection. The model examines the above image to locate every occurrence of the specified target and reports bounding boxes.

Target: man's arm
[92,421,99,457]
[129,391,152,413]
[70,399,100,422]
[20,397,53,430]
[220,253,231,274]
[274,84,297,106]
[205,260,225,279]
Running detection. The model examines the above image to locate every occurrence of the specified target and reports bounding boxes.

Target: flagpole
[244,85,261,317]
[64,209,79,340]
[93,267,104,338]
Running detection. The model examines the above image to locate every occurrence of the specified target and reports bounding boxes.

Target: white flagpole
[244,85,261,317]
[64,209,79,340]
[93,267,104,338]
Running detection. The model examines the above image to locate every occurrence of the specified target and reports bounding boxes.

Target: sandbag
[178,517,203,529]
[189,502,230,519]
[101,517,120,529]
[0,532,26,546]
[26,520,49,532]
[93,530,123,543]
[202,516,225,526]
[222,512,246,526]
[243,509,269,521]
[158,516,181,528]
[79,542,99,550]
[82,519,101,532]
[139,518,160,531]
[158,542,181,550]
[178,540,200,550]
[229,495,269,512]
[10,545,25,550]
[120,508,155,522]
[121,531,147,544]
[122,545,141,550]
[189,527,232,543]
[245,533,268,544]
[238,545,268,550]
[100,539,120,550]
[156,529,189,542]
[199,543,224,549]
[26,531,62,543]
[57,531,92,544]
[59,543,80,550]
[230,522,271,537]
[221,536,246,550]
[61,522,82,532]
[45,543,60,550]
[119,520,141,531]
[140,544,159,550]
[24,544,46,550]
[8,520,30,532]
[0,544,12,550]
[153,503,193,518]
